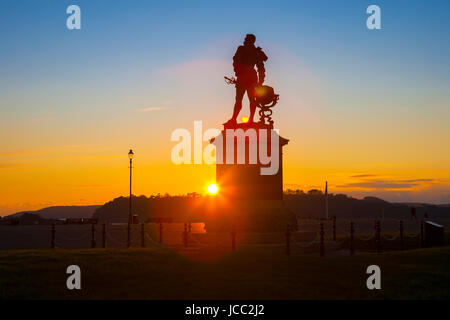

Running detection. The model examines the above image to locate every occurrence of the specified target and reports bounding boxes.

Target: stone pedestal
[207,123,296,231]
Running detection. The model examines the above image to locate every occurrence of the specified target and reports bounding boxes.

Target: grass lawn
[0,245,449,299]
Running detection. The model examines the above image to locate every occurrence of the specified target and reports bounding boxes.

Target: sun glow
[241,116,249,123]
[207,183,218,195]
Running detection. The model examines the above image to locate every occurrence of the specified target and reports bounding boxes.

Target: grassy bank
[0,245,449,299]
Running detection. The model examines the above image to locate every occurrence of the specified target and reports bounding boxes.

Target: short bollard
[102,223,106,248]
[420,220,424,248]
[285,224,291,256]
[183,223,188,247]
[350,221,354,256]
[399,220,404,250]
[141,223,145,248]
[319,222,324,257]
[159,222,163,244]
[51,223,56,249]
[376,220,381,253]
[91,222,96,248]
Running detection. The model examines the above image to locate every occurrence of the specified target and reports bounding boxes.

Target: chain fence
[1,219,447,256]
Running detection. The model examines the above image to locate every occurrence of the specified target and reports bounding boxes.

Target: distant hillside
[93,195,205,223]
[92,191,450,223]
[8,192,449,224]
[284,191,450,219]
[395,202,439,207]
[5,205,102,220]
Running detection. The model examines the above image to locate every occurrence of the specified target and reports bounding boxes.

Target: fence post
[102,223,106,248]
[399,220,404,250]
[373,219,377,244]
[350,221,354,256]
[159,221,163,244]
[141,223,145,247]
[376,220,381,253]
[285,224,291,256]
[188,221,192,233]
[332,216,336,241]
[374,220,378,253]
[320,222,324,257]
[51,223,56,249]
[183,223,188,247]
[420,220,424,248]
[127,223,131,248]
[91,222,96,248]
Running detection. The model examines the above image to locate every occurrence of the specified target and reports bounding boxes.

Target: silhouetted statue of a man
[225,34,268,125]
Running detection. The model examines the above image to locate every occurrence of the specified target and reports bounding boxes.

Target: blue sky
[1,1,449,122]
[1,1,449,86]
[1,0,450,212]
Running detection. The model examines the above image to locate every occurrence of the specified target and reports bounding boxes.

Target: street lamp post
[127,149,134,247]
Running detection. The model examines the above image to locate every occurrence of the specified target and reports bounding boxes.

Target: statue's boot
[223,118,237,126]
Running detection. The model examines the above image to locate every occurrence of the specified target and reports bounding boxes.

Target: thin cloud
[0,150,46,157]
[137,107,169,112]
[0,163,25,169]
[350,174,378,178]
[75,184,108,188]
[338,181,418,189]
[30,116,56,122]
[338,178,436,190]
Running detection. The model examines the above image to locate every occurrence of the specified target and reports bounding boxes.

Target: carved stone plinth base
[205,200,297,232]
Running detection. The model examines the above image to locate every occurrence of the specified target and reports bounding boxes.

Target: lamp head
[128,149,134,160]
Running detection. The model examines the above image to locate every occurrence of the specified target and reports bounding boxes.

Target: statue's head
[244,34,256,46]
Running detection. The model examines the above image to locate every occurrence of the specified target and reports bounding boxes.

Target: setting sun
[241,116,249,123]
[207,183,218,194]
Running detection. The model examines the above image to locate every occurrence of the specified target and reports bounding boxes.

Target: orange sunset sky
[1,1,450,215]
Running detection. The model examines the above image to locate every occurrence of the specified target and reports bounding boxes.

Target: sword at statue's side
[224,76,236,85]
